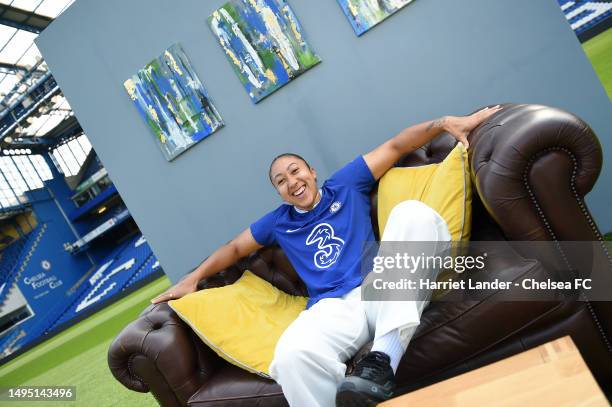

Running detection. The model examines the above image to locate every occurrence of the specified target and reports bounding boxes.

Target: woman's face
[270,156,319,210]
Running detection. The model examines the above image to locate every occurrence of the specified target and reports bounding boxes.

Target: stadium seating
[0,225,46,310]
[46,234,154,330]
[559,0,612,35]
[0,233,160,357]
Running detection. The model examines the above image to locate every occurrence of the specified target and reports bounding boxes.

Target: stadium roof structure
[0,0,98,215]
[0,0,76,155]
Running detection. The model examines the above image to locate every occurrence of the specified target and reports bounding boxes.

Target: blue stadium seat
[558,0,612,35]
[0,225,46,309]
[1,234,159,356]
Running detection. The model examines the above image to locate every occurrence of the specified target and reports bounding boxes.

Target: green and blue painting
[208,0,321,103]
[124,44,223,161]
[337,0,416,36]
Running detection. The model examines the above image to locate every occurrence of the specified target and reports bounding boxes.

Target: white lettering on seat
[76,258,135,312]
[564,2,612,30]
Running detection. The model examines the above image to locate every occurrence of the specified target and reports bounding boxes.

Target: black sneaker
[336,351,396,407]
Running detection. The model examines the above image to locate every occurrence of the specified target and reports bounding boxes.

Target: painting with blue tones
[124,44,223,161]
[336,0,416,36]
[208,0,321,103]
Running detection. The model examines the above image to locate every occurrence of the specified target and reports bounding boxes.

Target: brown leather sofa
[108,104,612,406]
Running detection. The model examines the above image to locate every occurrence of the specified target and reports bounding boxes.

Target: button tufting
[521,146,612,353]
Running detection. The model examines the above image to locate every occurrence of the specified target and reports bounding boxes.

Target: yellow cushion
[377,143,472,241]
[168,271,307,377]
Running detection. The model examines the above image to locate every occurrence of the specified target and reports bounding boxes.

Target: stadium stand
[25,236,134,337]
[0,142,163,361]
[125,255,160,289]
[0,231,161,357]
[0,224,46,310]
[0,235,30,297]
[558,0,612,41]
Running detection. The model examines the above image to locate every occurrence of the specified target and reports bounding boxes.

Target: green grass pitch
[583,28,612,101]
[0,276,172,406]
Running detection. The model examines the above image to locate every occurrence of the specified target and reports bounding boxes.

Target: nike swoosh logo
[286,228,303,233]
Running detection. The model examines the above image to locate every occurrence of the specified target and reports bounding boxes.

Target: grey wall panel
[36,0,612,282]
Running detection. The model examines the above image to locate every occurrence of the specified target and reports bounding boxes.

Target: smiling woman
[269,153,320,211]
[148,106,501,405]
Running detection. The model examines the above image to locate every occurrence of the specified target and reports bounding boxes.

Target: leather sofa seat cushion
[188,365,288,407]
[396,245,560,386]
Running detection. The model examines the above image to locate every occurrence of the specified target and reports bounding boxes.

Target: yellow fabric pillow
[377,143,472,241]
[168,271,307,377]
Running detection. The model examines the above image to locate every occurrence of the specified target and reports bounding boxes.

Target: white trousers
[269,200,452,407]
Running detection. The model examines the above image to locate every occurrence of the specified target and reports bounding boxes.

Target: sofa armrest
[108,302,221,407]
[468,104,612,346]
[468,103,603,243]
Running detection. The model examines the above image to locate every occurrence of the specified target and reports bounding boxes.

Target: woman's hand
[444,105,502,149]
[151,274,199,304]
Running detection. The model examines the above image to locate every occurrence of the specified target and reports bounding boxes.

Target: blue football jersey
[250,156,376,308]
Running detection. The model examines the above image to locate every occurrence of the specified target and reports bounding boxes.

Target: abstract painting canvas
[208,0,321,103]
[336,0,416,36]
[124,43,223,161]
